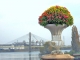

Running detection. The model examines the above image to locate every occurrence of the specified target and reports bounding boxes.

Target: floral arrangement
[38,5,73,26]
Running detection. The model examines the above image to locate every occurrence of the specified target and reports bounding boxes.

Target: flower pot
[44,24,67,51]
[45,24,67,41]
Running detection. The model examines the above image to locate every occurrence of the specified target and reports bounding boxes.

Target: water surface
[0,51,40,60]
[0,50,73,60]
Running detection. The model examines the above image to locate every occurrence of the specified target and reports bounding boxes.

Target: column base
[41,54,74,60]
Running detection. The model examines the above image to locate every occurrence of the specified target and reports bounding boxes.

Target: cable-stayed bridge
[7,32,47,45]
[0,32,71,52]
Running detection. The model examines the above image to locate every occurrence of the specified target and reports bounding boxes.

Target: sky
[0,0,80,45]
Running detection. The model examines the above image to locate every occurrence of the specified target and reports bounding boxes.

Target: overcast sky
[0,0,80,45]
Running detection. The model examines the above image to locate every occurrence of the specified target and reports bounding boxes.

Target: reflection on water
[29,53,31,60]
[0,52,40,60]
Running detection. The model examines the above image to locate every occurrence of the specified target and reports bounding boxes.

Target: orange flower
[38,5,73,26]
[56,5,59,8]
[39,16,42,18]
[42,12,47,16]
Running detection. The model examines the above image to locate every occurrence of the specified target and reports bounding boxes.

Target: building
[0,41,44,52]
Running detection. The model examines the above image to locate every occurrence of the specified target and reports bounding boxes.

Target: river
[0,50,75,60]
[0,51,40,60]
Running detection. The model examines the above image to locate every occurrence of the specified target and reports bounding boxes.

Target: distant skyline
[0,0,80,45]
